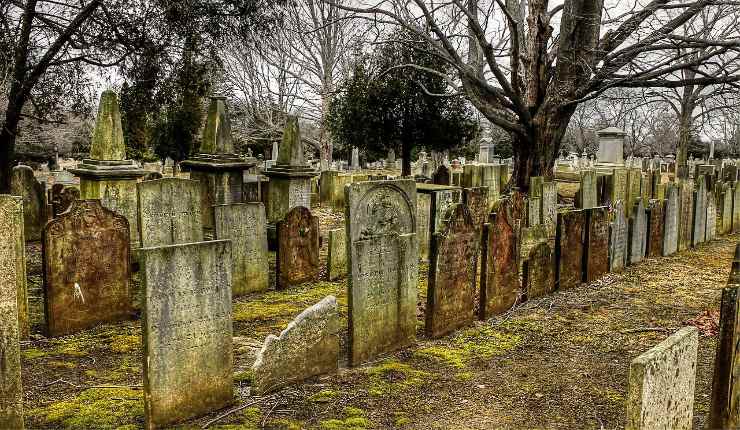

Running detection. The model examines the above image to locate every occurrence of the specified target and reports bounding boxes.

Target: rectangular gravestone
[722,186,733,235]
[11,165,46,241]
[327,228,347,281]
[137,178,203,247]
[431,189,462,233]
[140,240,233,428]
[43,200,133,337]
[629,200,647,265]
[527,197,541,227]
[707,191,717,241]
[733,183,740,233]
[646,200,665,257]
[609,202,628,272]
[579,170,597,209]
[641,175,651,204]
[463,187,490,231]
[679,181,694,251]
[627,168,642,217]
[523,241,555,300]
[693,177,707,246]
[610,168,628,206]
[556,210,585,290]
[0,196,25,428]
[663,186,679,256]
[426,204,478,338]
[345,180,418,366]
[276,206,319,289]
[417,193,431,261]
[626,326,698,430]
[541,181,557,238]
[709,274,740,427]
[214,203,269,295]
[519,224,548,283]
[585,207,609,283]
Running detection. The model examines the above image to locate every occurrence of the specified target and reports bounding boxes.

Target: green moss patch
[318,407,372,429]
[365,360,430,396]
[414,326,521,368]
[30,387,143,429]
[309,389,339,403]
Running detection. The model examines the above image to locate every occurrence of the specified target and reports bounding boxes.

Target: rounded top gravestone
[349,182,416,242]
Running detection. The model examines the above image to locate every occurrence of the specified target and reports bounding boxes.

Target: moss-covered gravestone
[327,228,347,281]
[585,206,609,283]
[678,181,694,251]
[180,96,257,235]
[556,209,585,290]
[69,90,146,247]
[139,240,233,428]
[0,196,26,429]
[663,186,679,256]
[276,206,319,289]
[345,180,418,366]
[11,165,46,241]
[609,201,627,272]
[693,176,707,246]
[136,178,203,247]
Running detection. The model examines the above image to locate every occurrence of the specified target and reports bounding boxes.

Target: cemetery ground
[19,217,732,430]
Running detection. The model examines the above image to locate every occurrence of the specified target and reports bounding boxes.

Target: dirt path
[21,232,736,429]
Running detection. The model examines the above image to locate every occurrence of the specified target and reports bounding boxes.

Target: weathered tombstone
[556,210,586,290]
[43,200,133,337]
[345,179,417,366]
[214,203,269,295]
[0,197,24,427]
[627,168,642,217]
[140,240,233,428]
[693,177,707,246]
[585,207,609,282]
[432,165,451,185]
[626,326,699,430]
[137,178,203,247]
[640,174,652,204]
[540,181,557,238]
[50,184,80,218]
[663,186,679,256]
[707,191,717,241]
[609,202,628,271]
[462,187,489,230]
[678,181,694,251]
[252,295,340,394]
[723,185,733,235]
[327,228,347,281]
[708,245,740,428]
[610,168,629,206]
[523,241,555,299]
[430,188,463,233]
[417,193,431,261]
[276,206,319,289]
[629,199,648,265]
[527,196,541,227]
[480,193,524,319]
[578,170,597,209]
[426,204,477,338]
[646,200,665,257]
[734,183,740,234]
[11,165,46,241]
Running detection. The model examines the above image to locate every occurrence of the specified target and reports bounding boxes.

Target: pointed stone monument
[264,116,319,224]
[69,90,146,246]
[180,96,257,234]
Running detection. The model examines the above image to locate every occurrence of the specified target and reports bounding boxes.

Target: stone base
[265,176,313,224]
[69,159,147,179]
[78,178,141,248]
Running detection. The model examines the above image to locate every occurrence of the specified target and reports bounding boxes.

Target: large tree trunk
[0,115,20,193]
[676,95,695,180]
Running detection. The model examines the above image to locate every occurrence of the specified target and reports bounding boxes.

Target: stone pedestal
[596,127,626,165]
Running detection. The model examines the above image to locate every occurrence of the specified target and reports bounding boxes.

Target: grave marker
[663,186,679,256]
[707,191,717,241]
[524,241,555,299]
[609,202,627,271]
[137,178,203,247]
[693,177,707,246]
[327,228,347,281]
[556,209,585,290]
[646,200,664,257]
[11,165,46,241]
[276,206,319,289]
[578,170,597,209]
[585,207,609,282]
[678,181,694,251]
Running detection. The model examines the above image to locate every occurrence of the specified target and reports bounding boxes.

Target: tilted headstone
[663,186,679,256]
[556,209,585,290]
[480,193,524,319]
[43,200,133,337]
[0,196,25,428]
[345,179,417,366]
[252,295,340,394]
[327,228,347,281]
[426,204,478,338]
[11,165,46,241]
[678,181,694,251]
[524,241,555,299]
[707,191,717,241]
[626,326,698,430]
[214,203,269,295]
[140,240,233,428]
[609,202,628,272]
[693,177,707,246]
[646,200,665,257]
[578,170,597,209]
[137,178,203,247]
[585,207,609,282]
[276,206,319,289]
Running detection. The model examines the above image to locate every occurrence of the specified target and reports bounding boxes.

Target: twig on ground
[261,398,282,427]
[202,396,273,429]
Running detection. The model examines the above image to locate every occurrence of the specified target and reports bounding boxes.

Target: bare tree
[330,0,740,190]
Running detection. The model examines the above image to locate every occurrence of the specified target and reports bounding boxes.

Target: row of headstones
[627,244,740,429]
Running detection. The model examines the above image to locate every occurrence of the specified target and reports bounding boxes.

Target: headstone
[11,165,46,241]
[626,326,698,430]
[327,228,347,281]
[556,209,586,290]
[596,127,625,164]
[137,178,203,247]
[252,296,340,394]
[640,174,652,204]
[609,202,628,271]
[663,186,679,256]
[734,183,740,233]
[417,193,431,261]
[0,196,25,427]
[678,181,694,251]
[540,181,558,238]
[43,200,133,337]
[627,168,642,217]
[610,168,628,206]
[345,180,417,366]
[707,191,717,241]
[722,186,733,235]
[462,187,490,230]
[629,200,647,265]
[432,165,451,185]
[523,241,555,299]
[276,206,319,289]
[646,200,665,257]
[693,177,707,246]
[350,147,360,170]
[578,170,597,209]
[140,240,233,428]
[49,184,79,218]
[214,203,269,295]
[585,207,609,283]
[426,204,478,338]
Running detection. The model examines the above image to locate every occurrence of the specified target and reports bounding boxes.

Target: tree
[327,35,478,176]
[333,0,740,191]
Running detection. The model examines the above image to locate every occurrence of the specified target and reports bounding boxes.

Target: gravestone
[663,186,679,256]
[214,203,269,295]
[137,178,203,247]
[627,168,642,217]
[524,241,555,299]
[707,191,717,241]
[585,207,609,282]
[345,179,417,366]
[640,174,651,204]
[556,210,586,290]
[693,177,707,246]
[49,184,79,218]
[480,193,524,319]
[0,196,25,427]
[609,202,628,272]
[327,228,347,281]
[417,193,431,261]
[610,168,629,206]
[540,181,558,238]
[709,246,740,428]
[679,181,694,251]
[626,326,698,430]
[733,184,740,233]
[722,186,733,235]
[432,165,451,185]
[596,127,625,164]
[43,200,133,337]
[276,206,319,289]
[646,200,665,257]
[252,296,340,394]
[462,187,490,230]
[578,170,597,209]
[11,165,46,241]
[426,204,477,338]
[527,197,541,227]
[431,188,463,233]
[140,240,233,428]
